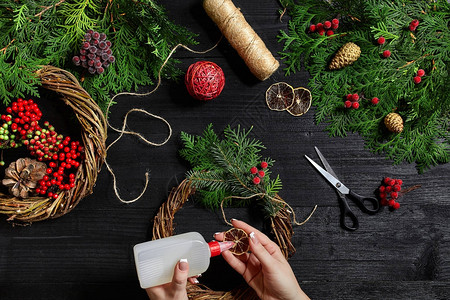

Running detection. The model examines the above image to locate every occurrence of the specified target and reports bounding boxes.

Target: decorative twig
[397,54,430,70]
[35,0,65,19]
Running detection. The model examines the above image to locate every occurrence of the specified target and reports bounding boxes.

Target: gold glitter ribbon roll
[203,0,279,81]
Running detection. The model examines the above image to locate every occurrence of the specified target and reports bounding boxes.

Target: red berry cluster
[379,177,403,210]
[0,99,84,199]
[409,19,419,31]
[376,36,392,58]
[250,161,268,185]
[72,29,115,75]
[344,93,360,109]
[309,18,339,36]
[413,69,425,84]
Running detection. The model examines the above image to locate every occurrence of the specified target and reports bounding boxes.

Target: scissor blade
[305,155,350,195]
[314,146,338,179]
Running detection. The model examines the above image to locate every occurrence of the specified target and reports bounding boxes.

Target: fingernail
[179,258,188,271]
[197,273,202,277]
[213,232,221,238]
[249,232,259,245]
[193,278,199,284]
[231,218,238,222]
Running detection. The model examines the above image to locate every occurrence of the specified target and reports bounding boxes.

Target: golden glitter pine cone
[329,42,361,70]
[2,158,47,198]
[384,113,404,133]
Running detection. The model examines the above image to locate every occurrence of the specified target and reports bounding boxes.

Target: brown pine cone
[384,113,404,133]
[2,158,47,198]
[329,42,361,70]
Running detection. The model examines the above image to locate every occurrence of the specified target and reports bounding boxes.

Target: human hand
[215,219,310,300]
[145,259,200,300]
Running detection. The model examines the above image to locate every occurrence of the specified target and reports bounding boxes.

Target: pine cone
[329,42,361,70]
[384,113,404,133]
[2,158,47,198]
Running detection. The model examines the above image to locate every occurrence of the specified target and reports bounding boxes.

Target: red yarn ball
[185,61,225,101]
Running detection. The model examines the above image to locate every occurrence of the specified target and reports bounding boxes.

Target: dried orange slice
[266,82,295,111]
[287,87,312,116]
[223,228,250,255]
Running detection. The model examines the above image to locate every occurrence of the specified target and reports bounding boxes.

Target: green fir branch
[278,0,450,172]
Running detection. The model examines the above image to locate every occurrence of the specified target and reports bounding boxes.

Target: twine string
[104,38,222,204]
[220,193,317,227]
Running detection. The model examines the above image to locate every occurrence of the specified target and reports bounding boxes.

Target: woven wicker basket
[152,178,295,299]
[0,66,107,223]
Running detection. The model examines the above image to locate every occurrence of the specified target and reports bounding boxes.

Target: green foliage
[179,124,283,217]
[278,0,450,172]
[0,0,197,112]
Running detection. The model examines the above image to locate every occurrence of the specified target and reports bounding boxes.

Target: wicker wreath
[0,66,107,223]
[152,178,295,299]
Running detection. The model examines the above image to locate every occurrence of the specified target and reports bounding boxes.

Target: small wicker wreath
[152,178,295,299]
[0,66,107,223]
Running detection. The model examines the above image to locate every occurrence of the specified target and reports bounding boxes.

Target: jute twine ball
[185,61,225,101]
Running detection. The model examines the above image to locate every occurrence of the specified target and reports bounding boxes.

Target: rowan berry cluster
[309,18,339,36]
[0,99,84,199]
[378,177,403,210]
[250,161,268,185]
[344,93,380,109]
[413,69,425,84]
[72,29,115,75]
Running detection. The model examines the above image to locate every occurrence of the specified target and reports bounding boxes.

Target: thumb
[171,258,189,290]
[249,232,275,269]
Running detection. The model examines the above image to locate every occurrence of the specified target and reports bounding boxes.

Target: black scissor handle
[348,190,379,214]
[338,195,359,231]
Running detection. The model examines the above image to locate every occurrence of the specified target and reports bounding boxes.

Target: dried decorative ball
[185,61,225,101]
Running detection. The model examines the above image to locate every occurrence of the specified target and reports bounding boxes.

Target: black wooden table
[0,1,449,299]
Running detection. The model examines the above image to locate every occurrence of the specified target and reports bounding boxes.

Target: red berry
[352,102,359,109]
[382,50,391,58]
[380,198,389,206]
[261,161,268,169]
[385,186,392,192]
[46,168,52,174]
[388,179,396,186]
[379,192,387,199]
[411,19,419,27]
[318,29,325,36]
[417,69,425,77]
[377,36,386,45]
[344,100,352,108]
[413,76,421,84]
[332,18,339,26]
[346,94,353,101]
[326,30,334,36]
[388,199,395,207]
[316,23,323,30]
[258,170,265,177]
[371,97,379,105]
[393,184,401,192]
[351,93,359,101]
[409,24,417,31]
[250,166,258,174]
[393,202,400,210]
[390,192,399,199]
[331,22,339,29]
[379,186,386,192]
[309,24,316,32]
[253,177,261,185]
[324,21,331,29]
[395,179,403,185]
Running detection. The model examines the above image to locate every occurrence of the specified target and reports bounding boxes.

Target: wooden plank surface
[0,0,449,299]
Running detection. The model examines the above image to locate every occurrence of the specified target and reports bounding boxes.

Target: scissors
[305,147,379,231]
